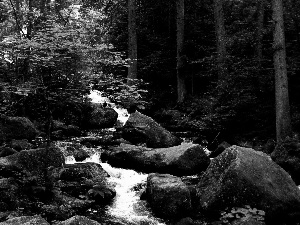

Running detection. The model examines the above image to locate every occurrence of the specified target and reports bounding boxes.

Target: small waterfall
[66,153,166,225]
[88,90,129,125]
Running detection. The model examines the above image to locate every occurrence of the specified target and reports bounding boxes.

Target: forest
[2,0,300,225]
[1,0,300,147]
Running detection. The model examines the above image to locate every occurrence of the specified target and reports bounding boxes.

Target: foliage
[219,206,265,224]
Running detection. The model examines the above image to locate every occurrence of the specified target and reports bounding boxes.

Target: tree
[256,0,265,72]
[176,0,186,103]
[213,0,227,82]
[272,0,292,143]
[128,0,137,84]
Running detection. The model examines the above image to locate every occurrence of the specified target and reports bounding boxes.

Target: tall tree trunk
[213,0,227,82]
[176,0,186,103]
[272,0,292,143]
[256,0,265,71]
[128,0,138,84]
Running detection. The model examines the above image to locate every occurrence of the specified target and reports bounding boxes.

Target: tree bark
[176,0,186,103]
[272,0,292,143]
[128,0,138,84]
[256,0,265,71]
[213,0,227,81]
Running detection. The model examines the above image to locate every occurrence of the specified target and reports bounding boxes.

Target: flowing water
[61,90,167,224]
[65,153,166,225]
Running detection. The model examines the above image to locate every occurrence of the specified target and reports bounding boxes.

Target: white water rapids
[65,153,166,225]
[63,90,166,224]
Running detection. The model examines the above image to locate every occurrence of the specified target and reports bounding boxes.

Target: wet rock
[122,111,182,148]
[10,139,33,151]
[146,173,191,218]
[0,147,17,157]
[86,103,118,129]
[271,139,300,184]
[209,141,231,158]
[40,193,94,222]
[58,163,109,182]
[56,163,114,203]
[73,148,89,162]
[0,114,39,142]
[87,184,116,204]
[0,215,49,225]
[196,145,300,224]
[102,143,210,176]
[56,215,101,225]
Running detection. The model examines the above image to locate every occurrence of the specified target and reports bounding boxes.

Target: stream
[61,90,167,224]
[65,152,166,225]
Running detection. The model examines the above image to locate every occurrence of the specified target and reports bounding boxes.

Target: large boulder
[122,111,182,148]
[87,103,118,129]
[0,146,64,180]
[196,145,300,224]
[101,143,210,176]
[57,215,101,225]
[56,163,115,204]
[145,173,192,218]
[271,139,300,184]
[0,114,39,142]
[0,215,49,225]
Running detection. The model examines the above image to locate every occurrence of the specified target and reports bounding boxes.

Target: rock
[0,114,39,142]
[102,143,210,176]
[87,184,116,204]
[146,173,192,218]
[57,215,101,225]
[271,139,300,184]
[63,125,81,137]
[0,177,19,210]
[0,146,64,181]
[261,139,276,154]
[57,163,114,202]
[58,163,109,182]
[122,111,182,148]
[52,120,82,138]
[73,148,89,162]
[231,216,265,225]
[209,141,231,158]
[0,147,17,157]
[10,139,33,151]
[87,103,118,128]
[0,215,49,225]
[175,217,203,225]
[196,145,300,224]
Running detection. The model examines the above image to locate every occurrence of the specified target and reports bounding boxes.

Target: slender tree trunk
[128,0,138,84]
[176,0,186,103]
[272,0,292,143]
[27,0,33,40]
[213,0,227,82]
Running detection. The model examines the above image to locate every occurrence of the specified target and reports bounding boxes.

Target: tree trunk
[176,0,186,103]
[256,0,265,71]
[27,0,33,40]
[272,0,292,143]
[213,0,227,82]
[128,0,138,84]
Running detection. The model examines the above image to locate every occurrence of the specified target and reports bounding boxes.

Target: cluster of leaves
[0,0,138,125]
[219,206,265,224]
[90,72,149,109]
